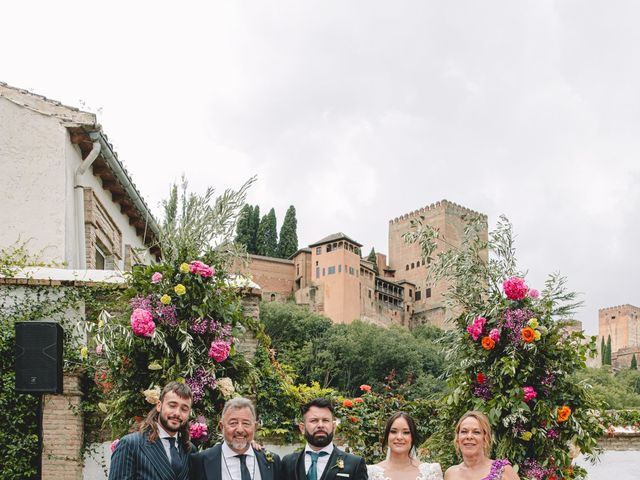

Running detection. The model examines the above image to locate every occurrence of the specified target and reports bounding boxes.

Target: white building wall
[0,96,68,264]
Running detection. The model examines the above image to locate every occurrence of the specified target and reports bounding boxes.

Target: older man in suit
[190,397,281,480]
[283,398,368,480]
[109,381,193,480]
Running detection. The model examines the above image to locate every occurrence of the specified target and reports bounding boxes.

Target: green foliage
[572,367,640,409]
[600,337,606,366]
[366,248,379,274]
[159,175,255,263]
[277,205,298,259]
[250,206,261,254]
[605,335,612,365]
[407,215,603,479]
[256,208,278,257]
[631,354,638,370]
[235,205,255,253]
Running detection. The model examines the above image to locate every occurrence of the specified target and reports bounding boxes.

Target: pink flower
[151,272,163,283]
[523,386,537,402]
[466,316,487,341]
[110,438,120,454]
[528,289,539,299]
[130,308,156,337]
[503,277,529,300]
[208,340,231,362]
[189,421,208,440]
[95,343,104,355]
[489,328,501,342]
[189,260,214,278]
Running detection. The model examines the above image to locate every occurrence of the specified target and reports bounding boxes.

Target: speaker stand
[35,393,43,480]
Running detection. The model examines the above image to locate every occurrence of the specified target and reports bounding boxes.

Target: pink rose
[208,340,231,362]
[95,343,104,355]
[151,272,163,283]
[523,386,537,402]
[528,289,539,299]
[110,438,120,454]
[189,422,208,440]
[189,260,214,278]
[466,316,487,341]
[503,277,529,300]
[130,308,156,337]
[489,329,501,342]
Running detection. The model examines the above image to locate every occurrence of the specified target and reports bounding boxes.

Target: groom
[190,397,281,480]
[282,398,368,480]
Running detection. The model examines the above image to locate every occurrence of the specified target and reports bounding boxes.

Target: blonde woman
[367,412,443,480]
[444,411,519,480]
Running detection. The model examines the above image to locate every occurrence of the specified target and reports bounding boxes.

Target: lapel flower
[264,450,274,464]
[335,457,344,469]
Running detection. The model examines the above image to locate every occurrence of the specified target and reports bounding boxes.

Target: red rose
[476,373,486,384]
[359,384,372,392]
[342,399,354,408]
[349,416,358,423]
[354,397,364,403]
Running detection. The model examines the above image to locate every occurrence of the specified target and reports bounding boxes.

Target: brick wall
[42,374,84,480]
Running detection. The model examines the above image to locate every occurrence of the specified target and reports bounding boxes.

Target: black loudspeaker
[15,321,64,394]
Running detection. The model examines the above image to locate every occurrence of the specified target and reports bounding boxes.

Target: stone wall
[599,432,640,451]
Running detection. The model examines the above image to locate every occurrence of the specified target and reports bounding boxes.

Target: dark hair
[142,382,193,452]
[383,412,419,451]
[301,398,335,419]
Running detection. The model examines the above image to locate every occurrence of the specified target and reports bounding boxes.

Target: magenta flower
[528,288,539,299]
[110,438,120,454]
[208,340,231,362]
[489,328,501,342]
[189,421,209,440]
[130,308,156,337]
[151,272,163,283]
[523,386,537,402]
[189,260,214,278]
[466,316,487,341]
[503,277,529,300]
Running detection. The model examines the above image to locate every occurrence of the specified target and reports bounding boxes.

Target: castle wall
[233,255,295,301]
[599,305,640,354]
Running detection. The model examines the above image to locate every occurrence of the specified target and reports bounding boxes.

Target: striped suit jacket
[190,443,282,480]
[109,430,191,480]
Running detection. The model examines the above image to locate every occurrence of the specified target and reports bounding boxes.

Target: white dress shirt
[304,444,335,480]
[221,442,262,480]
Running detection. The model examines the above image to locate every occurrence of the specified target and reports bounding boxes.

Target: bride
[367,412,443,480]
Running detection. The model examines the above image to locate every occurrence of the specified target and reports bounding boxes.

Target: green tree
[366,247,379,274]
[256,208,278,257]
[601,337,606,366]
[631,354,638,370]
[235,204,254,251]
[277,205,298,259]
[249,205,260,254]
[606,335,612,365]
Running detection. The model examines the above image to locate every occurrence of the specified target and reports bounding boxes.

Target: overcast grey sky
[3,1,639,335]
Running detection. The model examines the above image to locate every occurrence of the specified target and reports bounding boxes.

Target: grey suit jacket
[190,443,282,480]
[109,430,191,480]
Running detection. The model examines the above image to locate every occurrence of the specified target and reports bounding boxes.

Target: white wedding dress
[367,463,444,480]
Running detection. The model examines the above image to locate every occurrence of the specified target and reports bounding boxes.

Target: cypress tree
[249,205,260,254]
[278,205,298,259]
[605,335,612,365]
[235,205,253,251]
[257,208,278,257]
[366,247,379,274]
[601,337,606,366]
[631,354,638,370]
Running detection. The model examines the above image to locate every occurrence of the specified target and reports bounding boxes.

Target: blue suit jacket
[109,429,191,480]
[190,443,282,480]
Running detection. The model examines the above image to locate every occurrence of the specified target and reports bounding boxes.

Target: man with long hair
[109,381,193,479]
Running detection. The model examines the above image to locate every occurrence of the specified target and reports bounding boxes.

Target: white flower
[143,386,161,404]
[217,377,235,398]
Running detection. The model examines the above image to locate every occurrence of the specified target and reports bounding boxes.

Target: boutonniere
[264,450,274,464]
[335,458,344,470]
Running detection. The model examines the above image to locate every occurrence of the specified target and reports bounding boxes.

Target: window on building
[349,266,354,275]
[95,244,106,270]
[327,244,332,253]
[409,289,413,298]
[270,293,276,302]
[406,264,409,270]
[425,288,431,298]
[316,247,321,255]
[417,259,421,266]
[411,262,415,269]
[368,290,372,298]
[297,264,300,276]
[328,266,336,274]
[338,264,342,273]
[415,290,422,301]
[316,267,320,278]
[322,268,326,276]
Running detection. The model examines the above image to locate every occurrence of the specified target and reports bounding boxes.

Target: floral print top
[482,459,511,480]
[367,462,444,480]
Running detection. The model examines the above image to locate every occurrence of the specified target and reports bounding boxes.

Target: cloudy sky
[3,1,639,334]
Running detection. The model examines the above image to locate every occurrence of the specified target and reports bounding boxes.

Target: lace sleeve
[367,464,387,480]
[417,463,444,480]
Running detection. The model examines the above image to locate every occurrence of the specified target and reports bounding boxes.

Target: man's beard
[304,428,334,448]
[159,412,185,433]
[227,435,250,452]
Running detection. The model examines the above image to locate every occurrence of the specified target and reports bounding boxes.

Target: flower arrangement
[85,257,252,447]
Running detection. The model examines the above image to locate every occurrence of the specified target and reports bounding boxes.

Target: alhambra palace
[234,199,640,368]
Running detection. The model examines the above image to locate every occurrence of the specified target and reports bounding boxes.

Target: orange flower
[557,405,572,422]
[349,416,358,423]
[521,327,536,343]
[359,384,371,392]
[342,399,354,408]
[354,397,364,403]
[481,336,496,350]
